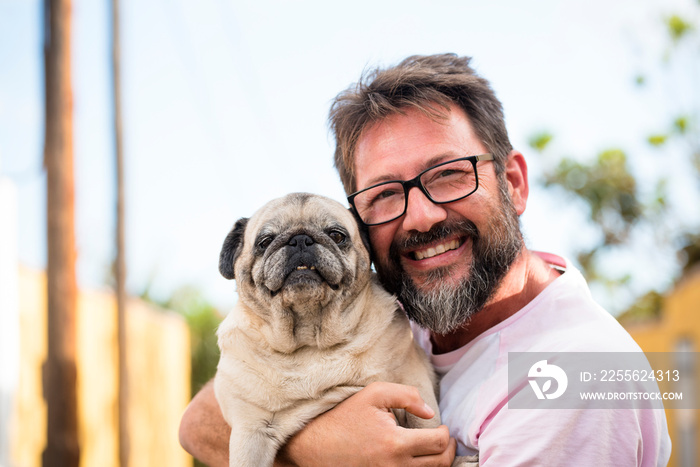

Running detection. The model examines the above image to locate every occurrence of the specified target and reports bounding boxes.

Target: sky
[1,0,697,314]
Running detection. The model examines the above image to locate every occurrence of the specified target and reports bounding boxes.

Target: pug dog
[214,193,476,467]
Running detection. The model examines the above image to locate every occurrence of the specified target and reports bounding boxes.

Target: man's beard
[374,183,524,335]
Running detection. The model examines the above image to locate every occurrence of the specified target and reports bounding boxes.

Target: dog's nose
[288,234,314,250]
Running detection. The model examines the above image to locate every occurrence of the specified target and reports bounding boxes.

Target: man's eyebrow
[364,173,401,187]
[424,154,458,169]
[363,153,461,188]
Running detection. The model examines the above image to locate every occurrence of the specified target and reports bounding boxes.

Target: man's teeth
[414,239,461,260]
[295,265,316,270]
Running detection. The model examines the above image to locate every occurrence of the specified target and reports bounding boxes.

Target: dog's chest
[233,344,383,411]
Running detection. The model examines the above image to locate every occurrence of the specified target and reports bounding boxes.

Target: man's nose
[401,187,448,233]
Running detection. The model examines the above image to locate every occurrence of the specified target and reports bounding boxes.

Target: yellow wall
[11,267,192,467]
[624,270,700,467]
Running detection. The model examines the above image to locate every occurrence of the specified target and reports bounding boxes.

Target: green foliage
[164,286,222,396]
[533,7,700,318]
[647,134,668,147]
[528,132,554,153]
[140,285,222,397]
[543,149,643,245]
[673,115,689,135]
[616,290,665,325]
[665,14,694,42]
[679,232,700,275]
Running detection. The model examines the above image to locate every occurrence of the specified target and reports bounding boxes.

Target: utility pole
[42,0,80,465]
[111,0,129,465]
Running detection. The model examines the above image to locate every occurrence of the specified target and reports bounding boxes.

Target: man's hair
[329,53,513,194]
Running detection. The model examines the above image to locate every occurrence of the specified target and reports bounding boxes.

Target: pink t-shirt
[411,256,671,466]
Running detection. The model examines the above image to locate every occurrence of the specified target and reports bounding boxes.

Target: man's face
[353,104,524,334]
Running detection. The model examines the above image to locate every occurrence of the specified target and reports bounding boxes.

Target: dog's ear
[219,217,249,280]
[348,207,372,257]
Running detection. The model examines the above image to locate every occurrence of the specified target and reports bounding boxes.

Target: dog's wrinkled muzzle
[263,232,344,294]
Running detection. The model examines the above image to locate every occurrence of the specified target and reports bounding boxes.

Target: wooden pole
[111,0,130,465]
[42,0,80,465]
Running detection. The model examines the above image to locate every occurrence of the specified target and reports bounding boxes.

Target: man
[179,53,671,466]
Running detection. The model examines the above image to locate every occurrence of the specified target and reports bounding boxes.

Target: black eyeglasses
[348,153,493,226]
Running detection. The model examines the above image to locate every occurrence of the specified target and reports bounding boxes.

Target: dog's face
[219,193,372,316]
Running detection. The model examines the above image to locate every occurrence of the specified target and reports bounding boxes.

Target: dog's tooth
[310,266,316,270]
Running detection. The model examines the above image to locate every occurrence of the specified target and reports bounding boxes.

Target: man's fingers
[400,432,456,467]
[413,436,458,467]
[284,383,455,467]
[399,425,452,457]
[364,381,435,419]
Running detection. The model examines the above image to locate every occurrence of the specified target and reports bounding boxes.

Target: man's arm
[179,380,456,467]
[179,380,230,467]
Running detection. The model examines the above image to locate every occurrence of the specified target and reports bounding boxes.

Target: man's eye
[371,189,400,204]
[424,168,469,187]
[378,189,398,198]
[438,169,459,178]
[431,168,468,181]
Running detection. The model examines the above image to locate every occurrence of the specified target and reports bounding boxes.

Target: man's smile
[411,238,463,260]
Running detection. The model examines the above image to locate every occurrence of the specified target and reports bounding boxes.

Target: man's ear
[219,217,249,280]
[504,150,529,216]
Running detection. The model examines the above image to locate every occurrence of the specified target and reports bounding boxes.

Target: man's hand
[281,381,456,467]
[179,380,456,467]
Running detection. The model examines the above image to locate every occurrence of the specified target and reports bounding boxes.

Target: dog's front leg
[218,397,285,467]
[228,421,280,467]
[397,362,441,430]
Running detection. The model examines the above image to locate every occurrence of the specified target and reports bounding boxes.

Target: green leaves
[543,149,644,245]
[143,286,222,397]
[647,134,668,147]
[531,4,700,318]
[616,290,665,324]
[528,131,554,153]
[645,115,692,149]
[665,14,695,43]
[674,115,689,135]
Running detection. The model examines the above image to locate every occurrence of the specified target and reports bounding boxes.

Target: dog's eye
[328,230,346,245]
[257,236,273,250]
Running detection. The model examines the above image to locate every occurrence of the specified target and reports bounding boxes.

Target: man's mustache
[392,219,480,253]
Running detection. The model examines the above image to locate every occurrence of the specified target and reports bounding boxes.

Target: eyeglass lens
[353,158,477,225]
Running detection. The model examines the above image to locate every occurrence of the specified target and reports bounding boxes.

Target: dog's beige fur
[214,193,454,467]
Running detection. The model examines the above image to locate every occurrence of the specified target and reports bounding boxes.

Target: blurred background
[0,0,699,466]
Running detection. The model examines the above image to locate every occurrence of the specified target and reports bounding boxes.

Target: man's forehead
[353,104,485,188]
